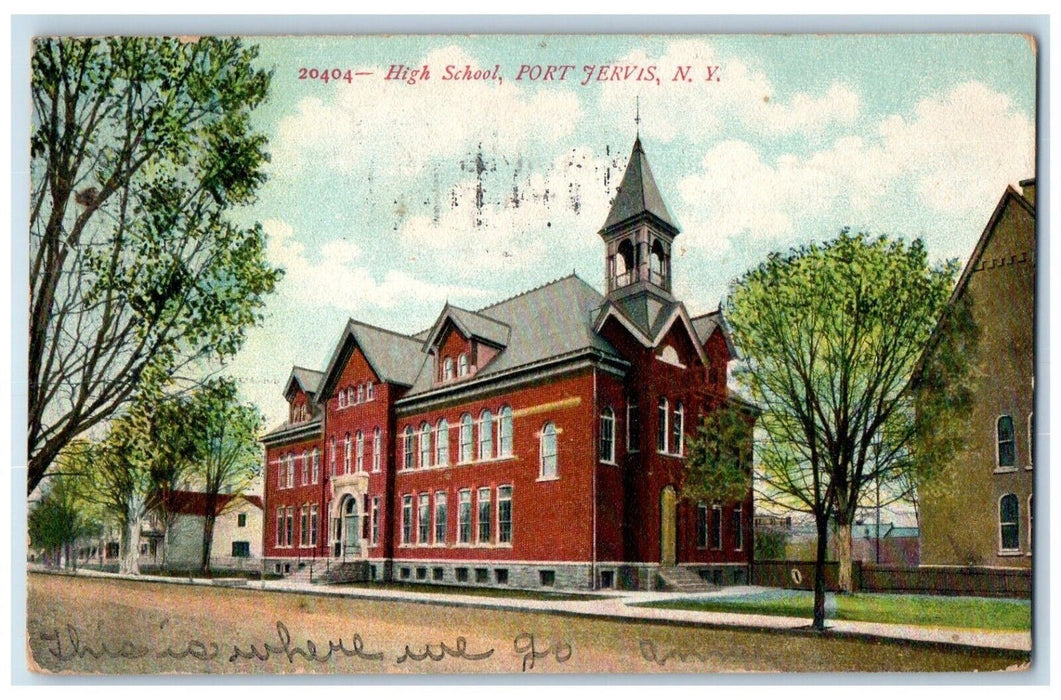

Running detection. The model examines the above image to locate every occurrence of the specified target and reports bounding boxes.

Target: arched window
[657,398,669,454]
[366,382,374,401]
[403,426,415,470]
[615,239,636,286]
[372,427,382,473]
[540,422,558,479]
[673,402,685,456]
[498,406,514,457]
[436,419,450,466]
[419,422,432,469]
[358,384,365,403]
[997,415,1016,468]
[599,407,615,463]
[1000,493,1020,552]
[443,357,454,381]
[338,390,346,409]
[286,453,294,488]
[650,239,667,284]
[458,353,469,377]
[479,409,494,460]
[355,430,364,472]
[459,413,474,462]
[301,450,309,485]
[329,438,336,476]
[627,401,640,452]
[1028,412,1034,468]
[311,448,320,483]
[344,433,351,473]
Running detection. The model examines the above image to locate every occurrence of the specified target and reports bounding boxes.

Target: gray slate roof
[317,320,427,400]
[424,304,511,350]
[288,366,323,395]
[404,275,622,397]
[602,137,678,234]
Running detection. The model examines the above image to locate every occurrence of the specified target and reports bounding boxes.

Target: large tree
[186,378,264,574]
[29,36,282,495]
[724,231,969,630]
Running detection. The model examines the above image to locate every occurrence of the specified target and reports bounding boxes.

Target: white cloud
[264,218,489,312]
[598,39,861,142]
[395,146,615,279]
[674,82,1034,257]
[271,45,583,178]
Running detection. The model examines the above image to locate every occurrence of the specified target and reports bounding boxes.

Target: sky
[214,34,1037,430]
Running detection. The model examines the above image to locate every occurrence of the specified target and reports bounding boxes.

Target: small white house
[145,491,264,571]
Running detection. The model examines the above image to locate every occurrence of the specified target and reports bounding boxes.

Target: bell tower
[599,137,681,327]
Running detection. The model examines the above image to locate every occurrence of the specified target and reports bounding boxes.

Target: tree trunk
[835,519,855,593]
[812,514,828,632]
[119,516,141,575]
[200,513,217,575]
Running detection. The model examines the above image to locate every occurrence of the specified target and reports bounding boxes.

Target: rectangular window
[458,489,472,544]
[372,430,381,473]
[371,497,380,546]
[475,568,490,583]
[455,567,469,583]
[287,457,295,488]
[402,495,413,544]
[477,487,492,544]
[433,567,444,582]
[627,402,640,452]
[657,399,669,453]
[367,382,374,401]
[418,493,430,544]
[495,569,509,585]
[733,504,743,551]
[285,507,294,547]
[300,505,309,546]
[497,485,513,544]
[301,454,309,485]
[673,404,685,456]
[434,491,447,544]
[696,504,708,548]
[403,430,415,470]
[997,415,1016,467]
[312,451,320,483]
[710,505,722,550]
[238,513,247,528]
[600,409,615,463]
[231,541,250,558]
[276,507,284,547]
[539,570,556,587]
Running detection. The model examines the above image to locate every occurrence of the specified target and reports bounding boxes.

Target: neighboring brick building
[919,179,1035,569]
[261,138,754,590]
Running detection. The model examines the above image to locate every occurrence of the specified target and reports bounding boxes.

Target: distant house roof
[601,137,679,236]
[163,491,262,517]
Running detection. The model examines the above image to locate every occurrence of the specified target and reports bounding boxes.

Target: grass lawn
[639,592,1031,631]
[336,580,611,601]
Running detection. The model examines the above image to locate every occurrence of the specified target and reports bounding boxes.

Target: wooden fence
[753,559,1031,598]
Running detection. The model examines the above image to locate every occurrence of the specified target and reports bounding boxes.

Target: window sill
[536,476,560,483]
[993,466,1019,474]
[600,459,618,466]
[997,549,1023,557]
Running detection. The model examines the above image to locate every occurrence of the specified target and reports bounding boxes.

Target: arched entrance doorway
[660,486,677,566]
[342,496,360,559]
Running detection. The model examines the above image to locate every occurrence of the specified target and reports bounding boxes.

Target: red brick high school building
[261,138,754,590]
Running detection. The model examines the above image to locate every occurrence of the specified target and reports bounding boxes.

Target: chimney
[1019,178,1036,206]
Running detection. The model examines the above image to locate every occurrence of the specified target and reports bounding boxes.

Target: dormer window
[366,382,374,401]
[338,391,346,409]
[458,353,469,377]
[358,384,365,403]
[443,357,454,381]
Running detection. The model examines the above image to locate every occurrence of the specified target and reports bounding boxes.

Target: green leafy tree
[186,378,264,574]
[82,410,156,574]
[28,443,103,569]
[681,403,755,507]
[28,36,282,495]
[726,231,968,630]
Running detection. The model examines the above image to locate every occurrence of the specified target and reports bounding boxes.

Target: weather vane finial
[635,95,641,137]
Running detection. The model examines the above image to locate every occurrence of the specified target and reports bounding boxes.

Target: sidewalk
[28,565,1032,654]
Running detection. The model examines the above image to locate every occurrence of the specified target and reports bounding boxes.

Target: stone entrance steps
[658,566,719,593]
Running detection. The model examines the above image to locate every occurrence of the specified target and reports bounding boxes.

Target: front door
[343,497,360,558]
[660,486,677,566]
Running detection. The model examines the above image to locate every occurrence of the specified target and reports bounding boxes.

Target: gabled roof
[421,303,511,352]
[317,320,426,399]
[162,491,262,517]
[403,275,622,397]
[593,297,709,365]
[284,366,323,401]
[601,137,679,236]
[691,309,738,358]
